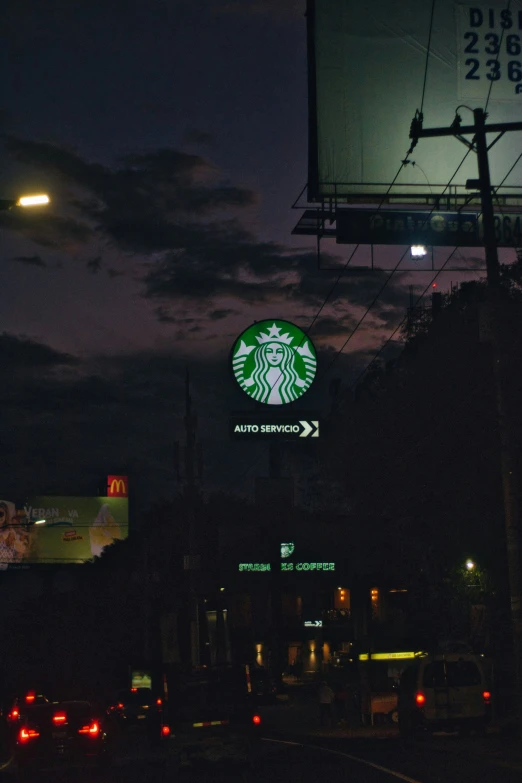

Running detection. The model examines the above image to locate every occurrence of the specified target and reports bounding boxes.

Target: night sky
[1,0,494,506]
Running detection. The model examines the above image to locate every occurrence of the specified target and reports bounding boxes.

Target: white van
[397,652,491,737]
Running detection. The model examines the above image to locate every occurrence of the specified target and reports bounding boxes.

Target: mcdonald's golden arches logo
[107,475,128,498]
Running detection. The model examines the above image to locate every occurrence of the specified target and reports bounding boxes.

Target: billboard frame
[303,0,522,210]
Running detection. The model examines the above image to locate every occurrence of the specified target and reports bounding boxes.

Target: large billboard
[308,0,522,201]
[0,496,129,566]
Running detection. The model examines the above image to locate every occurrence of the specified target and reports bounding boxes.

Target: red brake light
[53,712,67,724]
[156,698,162,706]
[253,714,262,725]
[79,722,99,736]
[161,725,171,737]
[25,692,35,703]
[415,692,426,706]
[483,691,491,704]
[19,727,40,743]
[9,709,20,721]
[130,688,138,693]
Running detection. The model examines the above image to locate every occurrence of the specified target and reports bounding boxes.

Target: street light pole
[412,109,522,733]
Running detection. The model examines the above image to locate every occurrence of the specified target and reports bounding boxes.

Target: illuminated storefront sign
[304,620,323,628]
[281,562,335,571]
[131,670,152,689]
[231,320,317,405]
[230,417,319,440]
[107,475,128,497]
[238,542,335,574]
[238,561,335,572]
[358,651,425,661]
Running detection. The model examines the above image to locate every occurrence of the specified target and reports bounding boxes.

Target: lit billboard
[308,0,522,201]
[0,496,129,566]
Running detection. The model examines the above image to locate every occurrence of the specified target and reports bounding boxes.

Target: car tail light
[156,698,162,706]
[130,688,137,693]
[53,712,67,725]
[161,725,171,737]
[8,709,20,721]
[25,692,36,704]
[483,691,491,704]
[19,727,39,743]
[79,722,99,736]
[253,714,262,725]
[415,692,426,706]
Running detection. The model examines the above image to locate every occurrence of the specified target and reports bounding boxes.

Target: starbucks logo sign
[232,320,317,405]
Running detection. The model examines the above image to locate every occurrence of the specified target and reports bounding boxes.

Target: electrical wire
[262,157,413,400]
[350,245,460,389]
[317,147,474,381]
[219,3,456,490]
[494,152,522,192]
[220,148,475,490]
[420,0,437,115]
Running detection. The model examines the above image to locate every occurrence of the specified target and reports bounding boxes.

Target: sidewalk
[258,683,522,773]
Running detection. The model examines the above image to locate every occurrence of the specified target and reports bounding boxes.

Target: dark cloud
[2,136,413,328]
[154,308,200,325]
[12,255,46,268]
[155,307,177,324]
[310,315,359,340]
[107,268,125,279]
[3,136,256,254]
[0,333,78,368]
[0,210,93,249]
[182,128,215,147]
[144,263,272,305]
[209,309,238,320]
[87,256,102,274]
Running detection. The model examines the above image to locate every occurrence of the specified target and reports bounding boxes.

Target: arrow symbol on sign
[299,420,313,438]
[312,421,319,437]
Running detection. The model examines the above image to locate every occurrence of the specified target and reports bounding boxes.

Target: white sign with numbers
[458,4,522,100]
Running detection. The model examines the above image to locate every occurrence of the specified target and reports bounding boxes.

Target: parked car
[106,687,164,737]
[15,699,110,776]
[168,670,262,773]
[398,651,491,737]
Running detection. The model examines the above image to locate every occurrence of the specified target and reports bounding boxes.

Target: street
[2,732,522,783]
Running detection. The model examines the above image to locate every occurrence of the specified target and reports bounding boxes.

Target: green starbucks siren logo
[232,320,317,405]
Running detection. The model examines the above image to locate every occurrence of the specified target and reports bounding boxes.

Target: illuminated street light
[34,519,46,525]
[410,244,428,259]
[465,559,475,571]
[17,194,50,207]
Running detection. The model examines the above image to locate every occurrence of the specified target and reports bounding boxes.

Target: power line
[222,145,475,490]
[495,152,522,192]
[420,0,437,115]
[317,147,474,383]
[350,246,460,389]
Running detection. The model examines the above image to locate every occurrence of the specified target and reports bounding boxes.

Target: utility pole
[411,108,522,732]
[183,368,202,669]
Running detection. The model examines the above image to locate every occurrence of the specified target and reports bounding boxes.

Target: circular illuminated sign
[232,320,317,405]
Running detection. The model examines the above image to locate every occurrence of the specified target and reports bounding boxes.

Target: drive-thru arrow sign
[299,420,319,438]
[230,416,320,440]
